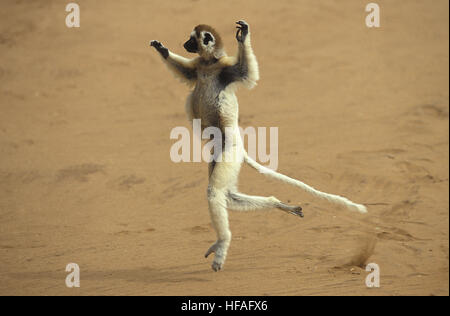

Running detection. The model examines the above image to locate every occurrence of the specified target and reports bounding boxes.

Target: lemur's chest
[193,66,222,103]
[196,66,221,88]
[190,67,238,128]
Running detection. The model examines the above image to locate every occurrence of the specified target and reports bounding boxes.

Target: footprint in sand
[112,174,146,190]
[114,228,155,236]
[56,163,105,182]
[186,225,211,234]
[408,104,449,120]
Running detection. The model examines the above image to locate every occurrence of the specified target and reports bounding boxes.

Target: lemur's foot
[289,206,304,218]
[235,20,249,43]
[211,261,223,272]
[150,40,169,59]
[276,201,304,218]
[205,241,227,272]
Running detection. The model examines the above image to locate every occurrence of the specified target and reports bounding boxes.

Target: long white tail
[243,152,367,214]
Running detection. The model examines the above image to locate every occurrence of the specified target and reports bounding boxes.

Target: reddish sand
[0,0,448,295]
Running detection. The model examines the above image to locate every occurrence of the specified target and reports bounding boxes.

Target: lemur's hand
[150,40,169,59]
[235,20,249,43]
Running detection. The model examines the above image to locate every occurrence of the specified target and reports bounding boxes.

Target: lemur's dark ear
[203,32,214,45]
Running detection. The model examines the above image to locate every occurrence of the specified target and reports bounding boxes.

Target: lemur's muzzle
[184,36,198,53]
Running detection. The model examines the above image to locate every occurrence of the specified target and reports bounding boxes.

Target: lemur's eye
[203,33,214,45]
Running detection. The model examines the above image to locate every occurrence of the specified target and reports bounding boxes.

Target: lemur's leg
[150,40,197,84]
[205,185,231,272]
[227,192,303,218]
[205,140,242,272]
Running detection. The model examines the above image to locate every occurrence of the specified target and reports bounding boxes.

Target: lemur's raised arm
[151,21,258,89]
[219,21,260,89]
[150,40,197,86]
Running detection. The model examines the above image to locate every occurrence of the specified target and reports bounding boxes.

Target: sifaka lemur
[150,20,367,272]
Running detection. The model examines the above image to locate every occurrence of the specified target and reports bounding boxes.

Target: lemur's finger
[235,21,248,43]
[236,21,248,31]
[235,29,241,41]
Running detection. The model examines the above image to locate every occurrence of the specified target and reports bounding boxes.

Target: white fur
[243,152,367,213]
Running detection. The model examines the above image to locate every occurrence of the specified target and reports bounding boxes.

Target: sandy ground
[0,0,448,296]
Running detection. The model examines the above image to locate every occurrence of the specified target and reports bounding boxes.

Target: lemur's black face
[184,36,198,53]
